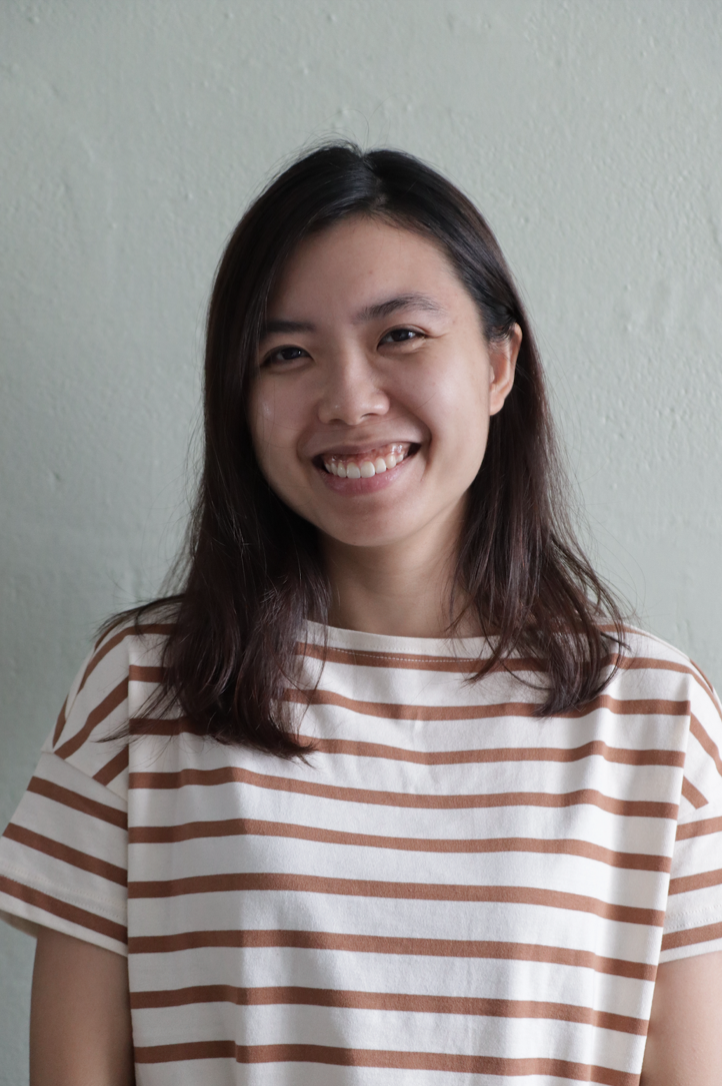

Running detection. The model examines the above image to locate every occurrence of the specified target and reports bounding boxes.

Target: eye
[260,345,309,368]
[379,327,425,346]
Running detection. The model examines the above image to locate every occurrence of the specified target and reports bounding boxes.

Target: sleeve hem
[0,869,127,957]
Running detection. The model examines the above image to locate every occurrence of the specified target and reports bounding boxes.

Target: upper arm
[640,950,722,1086]
[30,927,134,1086]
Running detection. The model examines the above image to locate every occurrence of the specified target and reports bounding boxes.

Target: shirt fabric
[2,620,722,1085]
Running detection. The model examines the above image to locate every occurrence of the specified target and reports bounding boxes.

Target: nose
[316,349,390,426]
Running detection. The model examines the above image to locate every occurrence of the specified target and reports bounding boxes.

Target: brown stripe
[681,776,708,809]
[0,874,126,943]
[128,717,187,736]
[669,867,722,896]
[312,736,684,768]
[297,642,546,674]
[2,824,126,886]
[82,623,174,694]
[661,919,722,951]
[128,764,678,819]
[287,686,539,720]
[129,664,166,684]
[676,813,722,841]
[129,983,646,1034]
[287,686,690,723]
[133,1041,636,1083]
[26,776,127,830]
[52,698,68,746]
[128,871,663,926]
[690,714,722,779]
[127,928,656,980]
[55,679,128,760]
[129,817,671,873]
[94,746,130,786]
[300,640,703,688]
[130,722,684,771]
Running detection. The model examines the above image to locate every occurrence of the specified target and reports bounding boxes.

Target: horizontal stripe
[668,867,722,896]
[0,873,126,943]
[55,678,128,760]
[130,983,647,1034]
[287,687,691,723]
[129,664,166,684]
[299,640,702,686]
[297,642,545,674]
[676,813,722,841]
[128,817,671,872]
[26,776,127,830]
[94,746,130,785]
[127,871,664,926]
[129,722,685,773]
[311,736,684,768]
[2,824,126,886]
[690,714,722,778]
[661,919,722,951]
[127,928,656,979]
[133,1041,636,1084]
[128,765,678,819]
[681,776,708,809]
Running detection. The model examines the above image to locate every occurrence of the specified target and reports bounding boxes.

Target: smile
[319,442,417,478]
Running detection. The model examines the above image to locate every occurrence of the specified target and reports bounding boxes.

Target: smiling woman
[1,143,722,1085]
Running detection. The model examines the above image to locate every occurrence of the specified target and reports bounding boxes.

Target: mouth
[314,442,420,479]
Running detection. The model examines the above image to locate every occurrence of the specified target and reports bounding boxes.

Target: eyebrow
[261,293,446,338]
[354,292,447,323]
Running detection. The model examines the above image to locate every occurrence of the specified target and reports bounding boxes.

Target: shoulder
[47,609,177,794]
[612,624,717,700]
[611,625,722,816]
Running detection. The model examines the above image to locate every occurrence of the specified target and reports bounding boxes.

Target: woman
[2,144,721,1084]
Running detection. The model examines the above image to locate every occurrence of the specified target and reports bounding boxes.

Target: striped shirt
[2,621,722,1084]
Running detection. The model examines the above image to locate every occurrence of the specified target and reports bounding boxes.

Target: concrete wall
[1,0,721,1077]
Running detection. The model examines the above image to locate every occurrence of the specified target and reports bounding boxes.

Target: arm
[30,927,134,1086]
[640,949,722,1085]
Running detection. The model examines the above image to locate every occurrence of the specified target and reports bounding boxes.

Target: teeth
[322,443,410,479]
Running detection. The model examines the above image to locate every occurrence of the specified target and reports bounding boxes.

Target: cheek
[250,382,290,455]
[404,363,489,447]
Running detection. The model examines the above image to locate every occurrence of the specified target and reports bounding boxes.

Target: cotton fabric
[2,621,722,1084]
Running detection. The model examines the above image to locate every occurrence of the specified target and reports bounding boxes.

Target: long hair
[119,142,625,754]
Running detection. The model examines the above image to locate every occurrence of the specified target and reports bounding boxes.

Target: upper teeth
[323,443,409,478]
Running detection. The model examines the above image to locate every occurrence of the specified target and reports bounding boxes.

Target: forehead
[267,216,474,317]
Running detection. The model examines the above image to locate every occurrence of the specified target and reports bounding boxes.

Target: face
[250,216,519,562]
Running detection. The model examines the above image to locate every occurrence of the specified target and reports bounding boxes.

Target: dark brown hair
[118,141,624,754]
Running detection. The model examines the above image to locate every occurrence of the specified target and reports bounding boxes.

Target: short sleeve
[661,664,722,962]
[0,626,133,956]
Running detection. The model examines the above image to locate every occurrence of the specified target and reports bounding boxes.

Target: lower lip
[316,453,417,493]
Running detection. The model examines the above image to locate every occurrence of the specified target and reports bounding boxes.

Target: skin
[30,927,134,1085]
[29,216,722,1082]
[250,215,520,638]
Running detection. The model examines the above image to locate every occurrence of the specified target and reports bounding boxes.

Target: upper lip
[308,437,422,459]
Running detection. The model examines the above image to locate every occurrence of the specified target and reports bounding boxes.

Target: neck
[320,514,479,640]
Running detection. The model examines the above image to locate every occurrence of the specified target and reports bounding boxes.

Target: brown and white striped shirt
[2,621,722,1084]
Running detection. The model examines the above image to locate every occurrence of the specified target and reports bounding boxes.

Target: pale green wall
[2,0,721,1077]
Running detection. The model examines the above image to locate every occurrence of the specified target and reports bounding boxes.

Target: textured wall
[1,1,721,1077]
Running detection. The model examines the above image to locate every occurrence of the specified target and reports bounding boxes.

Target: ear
[488,323,521,416]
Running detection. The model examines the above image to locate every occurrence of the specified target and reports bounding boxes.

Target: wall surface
[1,0,721,1077]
